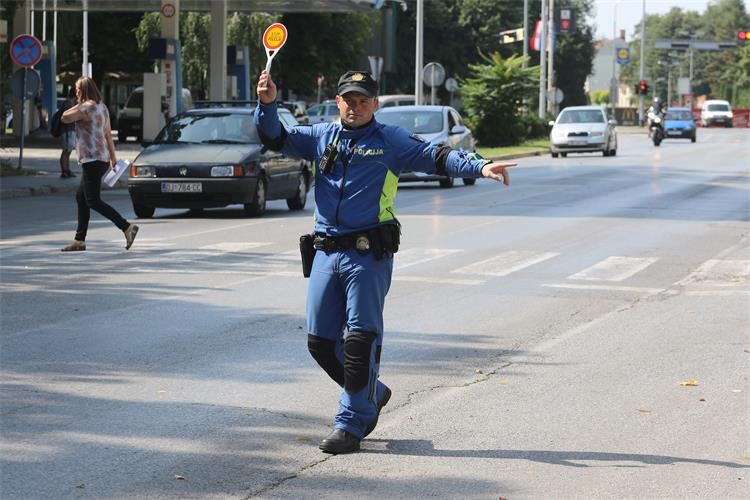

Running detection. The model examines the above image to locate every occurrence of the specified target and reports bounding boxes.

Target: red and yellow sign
[263,23,287,51]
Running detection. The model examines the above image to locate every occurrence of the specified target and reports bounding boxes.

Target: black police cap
[337,71,378,97]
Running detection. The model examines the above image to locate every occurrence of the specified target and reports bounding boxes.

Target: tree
[460,52,540,146]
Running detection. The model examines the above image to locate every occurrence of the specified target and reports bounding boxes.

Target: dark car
[663,107,697,142]
[127,107,310,218]
[375,105,477,188]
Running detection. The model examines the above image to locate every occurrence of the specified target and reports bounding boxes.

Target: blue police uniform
[254,98,490,447]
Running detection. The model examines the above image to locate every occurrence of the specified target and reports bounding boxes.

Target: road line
[452,250,559,277]
[199,242,272,252]
[393,275,485,286]
[542,283,664,294]
[567,256,659,282]
[393,248,463,271]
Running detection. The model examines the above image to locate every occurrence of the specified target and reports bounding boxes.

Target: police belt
[313,233,372,253]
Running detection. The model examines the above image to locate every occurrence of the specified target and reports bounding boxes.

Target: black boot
[319,428,360,454]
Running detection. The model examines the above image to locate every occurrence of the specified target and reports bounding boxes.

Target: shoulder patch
[409,133,426,143]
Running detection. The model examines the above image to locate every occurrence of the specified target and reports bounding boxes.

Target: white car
[304,100,339,124]
[549,106,618,158]
[376,105,476,188]
[700,99,733,128]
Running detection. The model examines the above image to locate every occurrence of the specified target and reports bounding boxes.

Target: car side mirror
[548,120,556,127]
[450,125,466,135]
[608,119,618,126]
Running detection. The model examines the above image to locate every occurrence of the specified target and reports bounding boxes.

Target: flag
[531,20,541,51]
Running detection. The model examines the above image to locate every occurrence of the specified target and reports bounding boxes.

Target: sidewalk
[0,131,142,200]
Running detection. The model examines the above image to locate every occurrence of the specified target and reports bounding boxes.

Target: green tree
[460,52,540,146]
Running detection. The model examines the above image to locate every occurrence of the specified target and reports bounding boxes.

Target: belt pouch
[299,233,316,278]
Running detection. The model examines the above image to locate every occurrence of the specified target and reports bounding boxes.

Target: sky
[589,0,718,40]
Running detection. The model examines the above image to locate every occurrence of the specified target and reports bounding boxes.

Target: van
[700,99,733,128]
[117,87,193,142]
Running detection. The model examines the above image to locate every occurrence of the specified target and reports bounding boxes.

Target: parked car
[700,99,733,127]
[127,107,311,218]
[304,100,339,124]
[118,86,193,142]
[375,105,476,188]
[549,106,618,157]
[377,94,416,108]
[663,107,697,142]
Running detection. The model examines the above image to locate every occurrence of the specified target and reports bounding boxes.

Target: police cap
[337,71,378,97]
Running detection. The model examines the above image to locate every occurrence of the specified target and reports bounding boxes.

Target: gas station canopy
[25,0,383,13]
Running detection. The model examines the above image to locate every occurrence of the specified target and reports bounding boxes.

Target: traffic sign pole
[19,69,27,171]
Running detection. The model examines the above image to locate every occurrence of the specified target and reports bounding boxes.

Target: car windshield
[155,113,259,144]
[666,110,693,120]
[558,110,605,124]
[707,104,730,112]
[377,110,444,134]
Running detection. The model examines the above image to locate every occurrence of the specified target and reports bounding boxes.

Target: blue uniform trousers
[307,248,392,438]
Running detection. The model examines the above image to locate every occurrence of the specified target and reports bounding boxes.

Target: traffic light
[638,79,649,95]
[739,30,748,44]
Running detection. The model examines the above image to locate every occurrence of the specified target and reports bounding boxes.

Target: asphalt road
[1,129,749,499]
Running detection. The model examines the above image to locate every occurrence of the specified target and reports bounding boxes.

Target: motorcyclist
[647,97,665,126]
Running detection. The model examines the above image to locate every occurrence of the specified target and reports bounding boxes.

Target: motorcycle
[649,113,664,146]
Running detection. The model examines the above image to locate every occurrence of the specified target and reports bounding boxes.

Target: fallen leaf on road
[637,408,653,413]
[157,389,167,394]
[698,398,706,402]
[76,484,85,489]
[498,379,508,385]
[174,475,185,480]
[680,380,699,387]
[744,348,750,353]
[731,389,742,393]
[295,436,312,442]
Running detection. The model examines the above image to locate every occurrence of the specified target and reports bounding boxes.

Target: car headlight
[589,131,603,137]
[211,165,235,177]
[552,131,566,141]
[133,165,155,177]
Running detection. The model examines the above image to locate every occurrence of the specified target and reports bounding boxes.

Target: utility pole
[638,0,645,125]
[414,0,424,105]
[538,0,547,118]
[523,0,528,67]
[547,0,555,113]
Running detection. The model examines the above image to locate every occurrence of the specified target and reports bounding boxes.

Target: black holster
[367,224,401,260]
[299,233,316,278]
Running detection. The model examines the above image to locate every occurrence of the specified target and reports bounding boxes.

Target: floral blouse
[75,101,110,164]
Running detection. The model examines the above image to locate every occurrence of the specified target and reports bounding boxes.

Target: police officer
[254,70,516,454]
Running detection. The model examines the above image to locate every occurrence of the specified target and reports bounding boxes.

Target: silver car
[375,105,477,187]
[549,105,618,158]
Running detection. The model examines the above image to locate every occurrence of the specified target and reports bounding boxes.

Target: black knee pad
[344,331,377,393]
[307,335,345,387]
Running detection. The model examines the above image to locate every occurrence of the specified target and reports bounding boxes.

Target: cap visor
[338,84,376,97]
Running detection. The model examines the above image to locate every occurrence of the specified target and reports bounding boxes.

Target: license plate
[161,182,202,193]
[569,140,587,146]
[667,130,682,135]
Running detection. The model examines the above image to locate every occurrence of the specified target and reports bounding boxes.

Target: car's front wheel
[244,176,267,217]
[133,203,155,219]
[287,171,308,210]
[551,152,559,158]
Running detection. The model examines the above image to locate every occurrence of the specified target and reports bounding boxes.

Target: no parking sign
[10,34,43,67]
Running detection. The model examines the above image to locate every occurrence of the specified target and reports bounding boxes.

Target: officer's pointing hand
[481,161,517,186]
[257,70,277,104]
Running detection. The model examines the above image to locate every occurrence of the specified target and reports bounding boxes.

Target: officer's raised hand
[481,161,517,186]
[257,70,277,104]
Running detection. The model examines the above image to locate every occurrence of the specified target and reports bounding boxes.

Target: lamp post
[638,0,646,125]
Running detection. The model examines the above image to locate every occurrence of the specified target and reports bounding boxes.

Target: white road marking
[199,242,272,252]
[542,283,664,294]
[567,256,659,282]
[452,250,559,277]
[394,276,485,286]
[674,259,750,287]
[393,248,463,271]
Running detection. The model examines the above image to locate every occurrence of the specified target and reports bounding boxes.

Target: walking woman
[60,76,138,252]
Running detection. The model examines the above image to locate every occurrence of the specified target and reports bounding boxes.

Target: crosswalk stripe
[199,242,272,252]
[675,259,750,287]
[393,248,463,271]
[451,250,559,277]
[568,256,658,282]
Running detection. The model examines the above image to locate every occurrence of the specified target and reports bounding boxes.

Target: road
[1,129,748,499]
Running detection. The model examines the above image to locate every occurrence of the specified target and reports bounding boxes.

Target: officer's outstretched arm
[481,161,517,186]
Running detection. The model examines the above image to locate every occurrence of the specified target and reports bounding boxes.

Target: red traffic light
[639,79,648,95]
